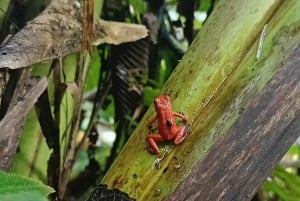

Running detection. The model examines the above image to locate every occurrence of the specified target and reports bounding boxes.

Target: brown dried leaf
[0,0,148,69]
[93,19,148,46]
[0,75,48,170]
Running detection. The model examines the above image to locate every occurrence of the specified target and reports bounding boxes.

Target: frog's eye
[155,96,162,102]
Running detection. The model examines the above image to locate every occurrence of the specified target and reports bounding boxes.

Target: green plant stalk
[102,0,300,200]
[10,53,78,180]
[0,0,10,27]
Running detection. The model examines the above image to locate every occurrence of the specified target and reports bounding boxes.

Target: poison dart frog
[146,94,188,154]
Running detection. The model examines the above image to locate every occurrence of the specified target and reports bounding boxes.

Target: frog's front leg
[147,133,164,154]
[173,111,187,122]
[174,125,188,145]
[147,115,158,130]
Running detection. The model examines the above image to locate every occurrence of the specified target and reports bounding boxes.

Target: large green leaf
[0,171,54,201]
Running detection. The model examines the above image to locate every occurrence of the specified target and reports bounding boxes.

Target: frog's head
[154,94,171,111]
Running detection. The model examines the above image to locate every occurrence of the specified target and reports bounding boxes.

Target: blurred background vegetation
[0,0,299,200]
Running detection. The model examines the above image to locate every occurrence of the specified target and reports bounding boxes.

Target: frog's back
[157,108,177,140]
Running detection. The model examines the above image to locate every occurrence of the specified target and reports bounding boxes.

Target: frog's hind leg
[174,126,188,145]
[147,134,164,154]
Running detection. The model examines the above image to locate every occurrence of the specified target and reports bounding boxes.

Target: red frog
[146,94,188,154]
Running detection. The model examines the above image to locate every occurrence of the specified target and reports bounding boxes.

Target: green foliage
[0,0,9,26]
[287,144,300,155]
[199,0,212,11]
[264,165,300,201]
[129,0,145,23]
[143,86,160,106]
[10,109,50,181]
[85,48,101,91]
[0,171,54,201]
[263,144,300,201]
